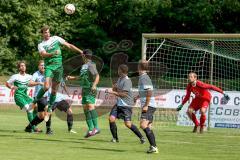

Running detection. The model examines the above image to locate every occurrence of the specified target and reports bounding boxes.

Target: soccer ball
[64,4,75,15]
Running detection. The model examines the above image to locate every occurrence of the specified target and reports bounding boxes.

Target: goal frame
[142,33,240,130]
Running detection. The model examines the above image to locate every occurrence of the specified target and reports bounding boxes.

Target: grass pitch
[0,106,239,160]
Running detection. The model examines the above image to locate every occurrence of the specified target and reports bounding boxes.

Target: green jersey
[80,61,98,88]
[38,36,65,66]
[7,73,33,108]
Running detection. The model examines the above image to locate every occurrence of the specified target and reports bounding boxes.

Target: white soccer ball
[64,4,75,15]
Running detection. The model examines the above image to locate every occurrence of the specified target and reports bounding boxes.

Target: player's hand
[221,94,230,105]
[176,104,183,111]
[11,86,18,90]
[142,105,148,113]
[91,84,97,93]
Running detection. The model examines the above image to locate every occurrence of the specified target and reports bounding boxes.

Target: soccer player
[46,90,77,134]
[5,61,44,132]
[177,72,229,133]
[106,64,145,143]
[134,60,158,154]
[67,49,100,138]
[34,25,84,115]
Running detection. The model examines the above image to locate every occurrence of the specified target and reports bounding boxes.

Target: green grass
[0,106,239,160]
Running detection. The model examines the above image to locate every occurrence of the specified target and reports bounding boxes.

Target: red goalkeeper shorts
[189,98,210,111]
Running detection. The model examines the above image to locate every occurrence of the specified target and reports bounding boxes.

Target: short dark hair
[40,25,50,33]
[138,60,149,71]
[118,64,128,74]
[17,60,26,69]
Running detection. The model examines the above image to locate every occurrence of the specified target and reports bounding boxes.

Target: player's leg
[122,107,144,142]
[25,99,46,133]
[49,80,60,110]
[199,101,209,134]
[83,104,94,138]
[88,104,100,134]
[35,75,51,103]
[187,98,200,132]
[109,105,119,142]
[140,107,158,153]
[66,107,76,133]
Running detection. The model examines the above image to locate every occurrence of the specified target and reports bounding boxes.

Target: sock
[143,127,156,147]
[27,116,43,129]
[90,109,99,129]
[33,109,38,119]
[84,110,94,131]
[192,113,199,126]
[49,93,56,108]
[35,88,45,102]
[46,115,52,130]
[129,124,143,139]
[67,114,73,131]
[200,114,206,127]
[109,122,118,140]
[27,112,34,123]
[27,112,36,130]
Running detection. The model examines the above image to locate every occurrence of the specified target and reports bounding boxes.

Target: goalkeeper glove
[221,94,230,105]
[176,104,183,111]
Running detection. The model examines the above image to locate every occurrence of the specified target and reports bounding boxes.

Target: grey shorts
[110,104,132,122]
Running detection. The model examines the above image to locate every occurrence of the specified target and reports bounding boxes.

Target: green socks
[35,88,45,102]
[27,111,36,130]
[84,110,94,131]
[90,109,99,129]
[49,93,56,110]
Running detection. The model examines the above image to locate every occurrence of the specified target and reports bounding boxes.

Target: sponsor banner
[1,85,239,109]
[177,105,240,128]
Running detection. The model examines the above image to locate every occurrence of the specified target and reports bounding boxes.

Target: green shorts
[82,88,96,105]
[45,65,63,82]
[14,93,33,110]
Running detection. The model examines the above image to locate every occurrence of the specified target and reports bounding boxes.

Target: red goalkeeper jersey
[182,80,223,105]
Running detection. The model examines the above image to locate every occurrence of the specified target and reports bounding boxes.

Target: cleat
[192,125,199,133]
[69,129,77,134]
[147,146,159,154]
[25,127,33,133]
[92,128,101,135]
[140,137,146,144]
[111,138,119,143]
[84,131,94,138]
[46,129,53,135]
[200,126,205,134]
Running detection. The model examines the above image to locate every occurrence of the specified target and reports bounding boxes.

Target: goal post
[142,33,240,129]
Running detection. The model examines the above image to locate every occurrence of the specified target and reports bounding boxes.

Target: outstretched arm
[63,42,83,55]
[197,81,223,94]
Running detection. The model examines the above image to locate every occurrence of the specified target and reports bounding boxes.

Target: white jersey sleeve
[54,36,66,44]
[7,74,17,84]
[38,42,45,53]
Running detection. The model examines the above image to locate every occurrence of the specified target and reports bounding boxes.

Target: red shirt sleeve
[182,84,191,105]
[196,81,223,94]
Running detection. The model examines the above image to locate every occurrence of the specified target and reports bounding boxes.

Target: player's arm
[5,75,17,90]
[39,50,59,58]
[62,41,83,55]
[197,81,223,94]
[106,89,128,98]
[28,80,44,87]
[142,89,152,112]
[61,81,71,97]
[177,85,191,111]
[66,75,80,80]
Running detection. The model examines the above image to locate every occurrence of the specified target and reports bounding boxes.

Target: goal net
[142,34,240,128]
[142,34,240,91]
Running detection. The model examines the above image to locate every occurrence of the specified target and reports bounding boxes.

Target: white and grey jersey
[138,73,156,108]
[116,76,134,107]
[32,71,45,98]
